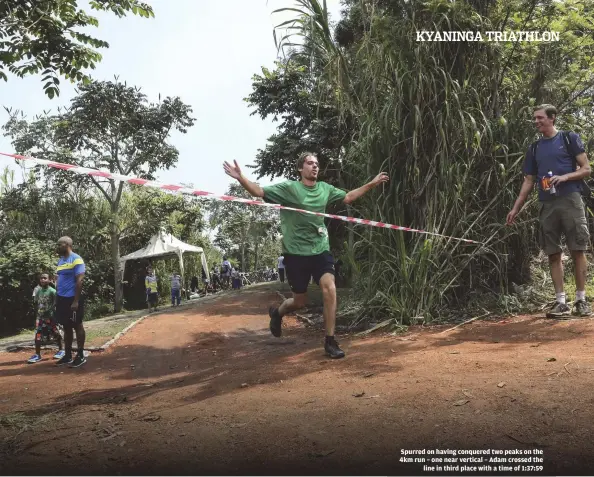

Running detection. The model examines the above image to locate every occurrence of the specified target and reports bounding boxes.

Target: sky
[0,0,343,194]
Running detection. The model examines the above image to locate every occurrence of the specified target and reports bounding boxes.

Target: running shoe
[56,354,74,366]
[324,336,345,359]
[545,302,571,319]
[268,306,282,337]
[27,354,42,364]
[53,350,65,360]
[572,300,592,317]
[69,355,87,368]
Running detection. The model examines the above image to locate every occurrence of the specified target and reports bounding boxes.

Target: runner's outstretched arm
[343,172,389,204]
[223,160,264,198]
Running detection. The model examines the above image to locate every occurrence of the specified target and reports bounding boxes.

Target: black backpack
[530,131,593,205]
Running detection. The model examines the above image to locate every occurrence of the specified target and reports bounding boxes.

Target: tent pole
[178,250,185,300]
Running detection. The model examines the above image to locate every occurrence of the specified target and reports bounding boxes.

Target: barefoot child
[27,273,64,364]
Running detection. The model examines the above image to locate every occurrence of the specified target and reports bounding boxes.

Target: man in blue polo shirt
[507,104,592,319]
[55,236,87,367]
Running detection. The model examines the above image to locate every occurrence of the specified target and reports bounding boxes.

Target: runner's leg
[278,292,308,317]
[314,252,344,359]
[269,254,310,337]
[318,272,337,337]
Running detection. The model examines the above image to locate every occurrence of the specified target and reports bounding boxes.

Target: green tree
[245,59,347,182]
[0,238,56,334]
[3,78,195,311]
[251,0,594,324]
[209,183,279,272]
[0,173,211,330]
[0,0,153,98]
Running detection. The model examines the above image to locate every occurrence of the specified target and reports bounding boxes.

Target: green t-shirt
[262,180,347,256]
[35,286,56,319]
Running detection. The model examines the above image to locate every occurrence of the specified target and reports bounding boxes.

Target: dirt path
[0,284,593,475]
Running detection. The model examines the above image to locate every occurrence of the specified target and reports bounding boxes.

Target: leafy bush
[0,238,56,334]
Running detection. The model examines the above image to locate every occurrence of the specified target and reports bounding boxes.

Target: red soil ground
[0,284,593,475]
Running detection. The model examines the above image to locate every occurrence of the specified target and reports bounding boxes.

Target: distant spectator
[277,255,285,283]
[190,275,198,293]
[211,267,221,291]
[145,267,158,313]
[201,267,210,294]
[221,257,231,288]
[231,268,241,290]
[171,271,182,306]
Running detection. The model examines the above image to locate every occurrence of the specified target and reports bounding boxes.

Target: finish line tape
[0,152,481,244]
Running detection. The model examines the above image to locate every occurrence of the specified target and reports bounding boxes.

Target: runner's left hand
[550,174,568,185]
[71,300,78,311]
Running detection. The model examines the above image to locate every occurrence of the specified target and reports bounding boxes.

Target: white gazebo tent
[120,231,210,294]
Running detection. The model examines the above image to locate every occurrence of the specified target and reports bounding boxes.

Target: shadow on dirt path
[0,284,593,475]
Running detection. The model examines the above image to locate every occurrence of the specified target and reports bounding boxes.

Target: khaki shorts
[539,192,590,255]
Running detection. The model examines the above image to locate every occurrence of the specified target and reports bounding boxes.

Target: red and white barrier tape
[0,152,481,244]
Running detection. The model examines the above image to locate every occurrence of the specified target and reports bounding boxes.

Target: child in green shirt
[27,273,64,364]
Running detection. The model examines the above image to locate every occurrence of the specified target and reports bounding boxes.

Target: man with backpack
[221,257,231,289]
[507,104,592,319]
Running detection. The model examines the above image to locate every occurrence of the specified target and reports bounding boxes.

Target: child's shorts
[35,317,62,343]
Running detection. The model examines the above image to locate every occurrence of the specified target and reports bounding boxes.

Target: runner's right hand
[223,160,242,180]
[506,208,518,225]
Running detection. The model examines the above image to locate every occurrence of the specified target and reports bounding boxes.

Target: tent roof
[120,230,203,263]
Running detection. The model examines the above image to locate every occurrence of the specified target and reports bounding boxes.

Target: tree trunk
[241,242,246,272]
[110,220,123,313]
[109,181,124,312]
[254,240,260,271]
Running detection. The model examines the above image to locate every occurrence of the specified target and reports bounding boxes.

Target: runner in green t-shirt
[223,152,388,359]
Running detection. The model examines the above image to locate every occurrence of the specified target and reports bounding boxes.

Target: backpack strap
[561,131,577,171]
[562,130,593,200]
[530,140,538,160]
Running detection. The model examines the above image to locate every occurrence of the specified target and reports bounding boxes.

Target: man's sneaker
[27,354,42,364]
[56,355,73,366]
[269,306,282,337]
[324,336,345,359]
[69,355,87,368]
[546,301,571,319]
[572,300,592,317]
[53,350,65,360]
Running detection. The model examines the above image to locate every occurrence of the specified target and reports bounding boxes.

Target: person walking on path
[145,267,159,312]
[277,255,285,284]
[223,152,388,359]
[507,104,592,319]
[171,271,182,306]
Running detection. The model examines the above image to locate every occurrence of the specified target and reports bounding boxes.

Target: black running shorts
[55,295,85,327]
[283,251,335,294]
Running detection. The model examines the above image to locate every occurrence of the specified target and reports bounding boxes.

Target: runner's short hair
[533,104,557,123]
[297,152,317,171]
